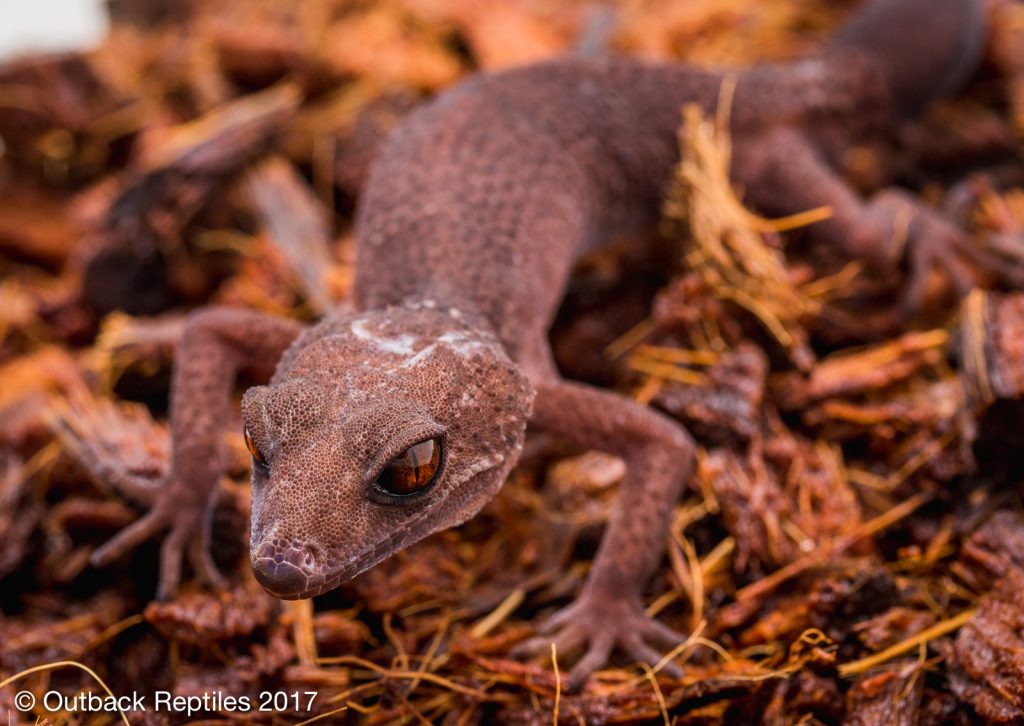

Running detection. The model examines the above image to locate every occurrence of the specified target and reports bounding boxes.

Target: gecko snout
[251,540,322,598]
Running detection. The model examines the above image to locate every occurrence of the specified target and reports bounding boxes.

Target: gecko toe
[188,534,226,590]
[637,615,685,650]
[565,633,614,693]
[622,632,679,675]
[510,621,586,659]
[91,508,166,566]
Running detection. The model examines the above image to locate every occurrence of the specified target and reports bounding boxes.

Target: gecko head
[241,305,534,599]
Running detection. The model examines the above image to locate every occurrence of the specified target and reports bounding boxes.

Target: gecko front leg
[512,375,695,691]
[91,307,304,600]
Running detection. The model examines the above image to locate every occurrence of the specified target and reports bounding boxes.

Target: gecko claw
[511,590,686,692]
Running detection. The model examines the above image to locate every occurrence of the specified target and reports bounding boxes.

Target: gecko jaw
[253,511,431,599]
[252,456,509,599]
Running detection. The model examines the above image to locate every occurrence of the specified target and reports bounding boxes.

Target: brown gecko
[91,0,996,688]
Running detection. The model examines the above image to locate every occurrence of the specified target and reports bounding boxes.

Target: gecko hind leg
[509,375,694,691]
[734,127,1013,311]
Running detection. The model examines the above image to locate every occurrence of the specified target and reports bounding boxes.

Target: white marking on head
[350,318,417,355]
[437,331,489,355]
[401,343,439,368]
[398,331,492,369]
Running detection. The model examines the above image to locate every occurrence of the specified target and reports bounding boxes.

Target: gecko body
[92,0,993,687]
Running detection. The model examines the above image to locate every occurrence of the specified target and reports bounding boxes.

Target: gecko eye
[244,427,268,467]
[375,438,442,497]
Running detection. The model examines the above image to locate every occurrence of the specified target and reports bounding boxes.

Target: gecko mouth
[252,523,429,600]
[251,488,455,599]
[253,557,359,600]
[252,462,506,599]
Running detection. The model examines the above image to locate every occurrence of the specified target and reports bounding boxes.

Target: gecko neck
[354,291,517,357]
[395,296,492,327]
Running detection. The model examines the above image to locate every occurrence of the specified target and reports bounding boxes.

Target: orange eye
[244,427,267,467]
[376,438,442,496]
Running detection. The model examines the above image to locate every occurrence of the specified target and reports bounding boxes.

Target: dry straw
[665,77,835,370]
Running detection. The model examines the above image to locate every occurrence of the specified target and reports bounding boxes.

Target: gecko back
[355,0,988,349]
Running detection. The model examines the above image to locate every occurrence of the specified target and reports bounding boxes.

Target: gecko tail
[830,0,987,116]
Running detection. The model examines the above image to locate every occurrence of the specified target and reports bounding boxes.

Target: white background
[0,0,108,61]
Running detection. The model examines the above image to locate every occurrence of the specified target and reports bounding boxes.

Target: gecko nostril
[251,542,319,597]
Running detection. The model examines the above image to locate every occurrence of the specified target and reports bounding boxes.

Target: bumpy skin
[243,306,534,598]
[93,0,989,688]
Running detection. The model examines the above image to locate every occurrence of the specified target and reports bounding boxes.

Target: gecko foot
[868,189,1024,311]
[90,485,225,600]
[902,224,1024,311]
[510,589,684,692]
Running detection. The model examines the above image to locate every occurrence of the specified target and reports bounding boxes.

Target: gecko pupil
[377,439,442,496]
[244,427,267,466]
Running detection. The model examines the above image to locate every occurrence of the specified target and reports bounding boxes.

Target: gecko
[89,0,997,689]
